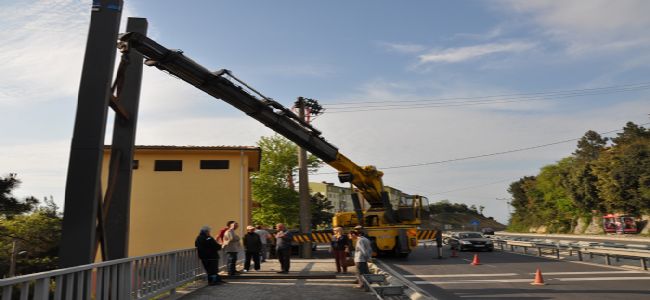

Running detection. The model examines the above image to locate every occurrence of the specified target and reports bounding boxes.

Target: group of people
[195,222,373,289]
[194,221,292,285]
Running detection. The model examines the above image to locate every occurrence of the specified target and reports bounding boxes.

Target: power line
[427,178,513,196]
[324,81,650,106]
[309,121,650,175]
[380,122,650,170]
[321,82,650,113]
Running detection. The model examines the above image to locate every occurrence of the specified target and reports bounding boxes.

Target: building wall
[309,182,411,213]
[309,182,354,212]
[102,147,259,257]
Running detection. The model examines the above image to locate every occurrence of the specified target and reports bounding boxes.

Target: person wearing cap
[195,225,224,285]
[243,225,262,272]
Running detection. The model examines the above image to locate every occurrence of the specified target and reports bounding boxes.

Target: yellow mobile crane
[118,32,432,257]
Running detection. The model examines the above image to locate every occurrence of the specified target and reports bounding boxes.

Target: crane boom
[118,32,394,216]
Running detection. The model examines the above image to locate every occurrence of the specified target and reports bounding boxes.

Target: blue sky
[1,0,649,224]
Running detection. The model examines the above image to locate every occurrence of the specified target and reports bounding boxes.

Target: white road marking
[529,270,646,275]
[414,279,534,284]
[413,276,650,285]
[404,273,518,278]
[556,276,650,282]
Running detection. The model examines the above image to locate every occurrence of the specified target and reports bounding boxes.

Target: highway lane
[378,245,650,300]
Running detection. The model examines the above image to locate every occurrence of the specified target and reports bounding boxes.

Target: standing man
[217,221,235,267]
[195,226,224,285]
[350,230,372,288]
[275,223,292,274]
[255,225,271,262]
[243,225,262,272]
[222,221,242,276]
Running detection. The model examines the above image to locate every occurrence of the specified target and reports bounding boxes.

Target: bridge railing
[0,248,202,300]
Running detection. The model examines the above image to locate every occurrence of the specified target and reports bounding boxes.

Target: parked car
[448,231,494,252]
[481,228,495,235]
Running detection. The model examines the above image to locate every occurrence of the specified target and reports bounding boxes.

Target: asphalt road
[378,245,650,300]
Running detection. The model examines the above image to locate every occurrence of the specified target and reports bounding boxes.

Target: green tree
[1,174,39,218]
[535,159,576,232]
[0,174,62,276]
[593,134,650,214]
[573,130,608,161]
[310,192,334,228]
[507,176,539,231]
[611,122,650,146]
[251,134,322,227]
[566,131,606,215]
[507,122,650,232]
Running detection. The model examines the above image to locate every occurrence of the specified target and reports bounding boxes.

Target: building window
[200,160,230,170]
[133,160,139,170]
[155,160,182,171]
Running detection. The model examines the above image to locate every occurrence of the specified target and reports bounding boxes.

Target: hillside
[422,212,507,231]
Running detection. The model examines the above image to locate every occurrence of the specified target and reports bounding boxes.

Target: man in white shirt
[349,230,372,288]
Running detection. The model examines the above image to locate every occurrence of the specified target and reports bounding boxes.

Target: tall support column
[296,97,312,258]
[104,17,148,260]
[59,0,123,267]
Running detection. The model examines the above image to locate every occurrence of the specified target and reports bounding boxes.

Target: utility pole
[296,97,312,258]
[295,97,323,258]
[8,240,17,277]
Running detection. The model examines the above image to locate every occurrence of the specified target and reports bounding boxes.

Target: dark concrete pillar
[59,0,123,267]
[104,17,148,260]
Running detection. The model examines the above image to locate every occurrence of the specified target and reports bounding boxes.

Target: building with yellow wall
[102,145,260,257]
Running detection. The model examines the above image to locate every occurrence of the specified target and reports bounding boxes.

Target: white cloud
[418,41,536,64]
[453,26,504,41]
[0,1,143,107]
[0,1,89,105]
[498,0,650,55]
[0,140,70,205]
[135,116,275,146]
[378,42,427,54]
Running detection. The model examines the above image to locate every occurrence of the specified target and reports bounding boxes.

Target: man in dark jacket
[195,226,224,285]
[243,225,262,272]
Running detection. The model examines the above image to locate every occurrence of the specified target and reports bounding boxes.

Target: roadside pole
[296,97,312,258]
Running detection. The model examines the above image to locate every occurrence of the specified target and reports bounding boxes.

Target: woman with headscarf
[195,225,224,285]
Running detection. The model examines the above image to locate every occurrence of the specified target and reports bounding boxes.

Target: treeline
[0,174,62,277]
[508,122,650,233]
[429,200,485,216]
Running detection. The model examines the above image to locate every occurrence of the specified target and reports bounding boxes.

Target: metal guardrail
[0,248,202,300]
[361,274,405,299]
[491,237,650,270]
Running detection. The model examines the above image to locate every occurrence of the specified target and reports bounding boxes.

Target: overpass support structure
[59,0,147,267]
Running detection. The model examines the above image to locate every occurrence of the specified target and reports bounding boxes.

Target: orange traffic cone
[470,254,481,265]
[530,268,546,285]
